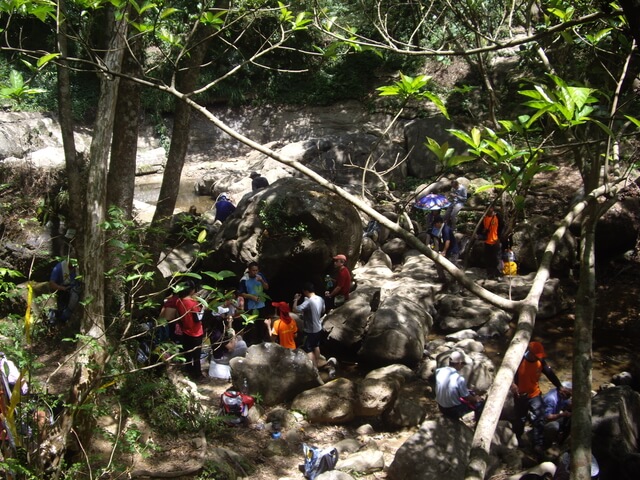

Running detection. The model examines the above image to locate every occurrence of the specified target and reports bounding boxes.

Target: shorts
[302,331,323,353]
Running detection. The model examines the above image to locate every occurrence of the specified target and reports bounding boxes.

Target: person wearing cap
[293,282,325,367]
[249,171,269,191]
[325,254,351,311]
[543,381,572,447]
[213,193,236,223]
[435,351,483,421]
[265,301,298,349]
[511,341,570,454]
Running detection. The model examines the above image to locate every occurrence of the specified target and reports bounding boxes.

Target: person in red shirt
[176,281,205,381]
[325,254,352,311]
[511,341,569,455]
[265,301,298,349]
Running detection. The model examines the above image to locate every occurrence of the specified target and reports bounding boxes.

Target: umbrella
[413,194,450,211]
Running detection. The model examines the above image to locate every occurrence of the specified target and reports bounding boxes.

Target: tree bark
[147,25,214,263]
[57,0,85,258]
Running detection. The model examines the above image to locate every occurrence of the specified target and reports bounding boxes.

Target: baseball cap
[528,341,546,359]
[272,301,290,315]
[333,254,347,262]
[449,351,463,364]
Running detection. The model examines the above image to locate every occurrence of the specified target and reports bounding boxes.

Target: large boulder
[356,365,414,417]
[206,177,362,298]
[229,343,321,405]
[591,386,640,480]
[323,286,378,349]
[358,295,431,367]
[291,378,357,423]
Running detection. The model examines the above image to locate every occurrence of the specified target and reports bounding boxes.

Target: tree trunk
[105,11,144,317]
[147,26,214,264]
[41,11,128,476]
[570,202,597,480]
[57,0,85,258]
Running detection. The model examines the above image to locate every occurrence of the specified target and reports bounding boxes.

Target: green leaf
[624,115,640,129]
[197,229,207,243]
[37,52,60,68]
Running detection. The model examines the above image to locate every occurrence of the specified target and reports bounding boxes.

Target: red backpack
[220,390,255,419]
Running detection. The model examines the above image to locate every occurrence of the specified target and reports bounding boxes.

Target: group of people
[435,341,574,467]
[154,253,351,382]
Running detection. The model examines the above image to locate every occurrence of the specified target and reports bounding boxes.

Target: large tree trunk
[105,12,144,317]
[41,11,128,476]
[571,203,597,480]
[57,0,85,258]
[147,26,214,263]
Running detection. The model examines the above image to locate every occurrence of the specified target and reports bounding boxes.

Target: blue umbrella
[414,194,451,211]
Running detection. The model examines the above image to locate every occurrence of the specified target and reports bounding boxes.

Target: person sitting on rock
[208,315,247,380]
[249,171,269,191]
[543,381,572,447]
[213,193,236,223]
[265,301,298,349]
[435,350,483,421]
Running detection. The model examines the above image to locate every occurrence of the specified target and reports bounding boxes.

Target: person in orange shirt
[481,206,503,279]
[511,341,570,455]
[265,301,298,349]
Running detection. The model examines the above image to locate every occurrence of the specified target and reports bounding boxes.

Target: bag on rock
[302,443,338,480]
[220,390,254,421]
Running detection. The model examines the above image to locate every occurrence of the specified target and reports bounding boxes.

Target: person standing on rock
[249,171,269,191]
[293,282,325,367]
[481,205,503,279]
[238,261,269,344]
[511,341,570,456]
[265,301,298,349]
[175,280,205,381]
[432,217,460,282]
[435,351,483,421]
[444,178,467,231]
[49,257,82,323]
[324,254,351,311]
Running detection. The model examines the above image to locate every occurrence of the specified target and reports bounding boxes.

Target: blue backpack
[302,443,338,480]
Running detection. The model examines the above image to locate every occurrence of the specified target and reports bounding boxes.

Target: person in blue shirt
[213,193,236,223]
[432,217,460,282]
[238,261,269,344]
[444,178,467,231]
[543,381,572,447]
[49,258,81,323]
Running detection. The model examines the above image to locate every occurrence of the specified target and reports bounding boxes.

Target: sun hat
[528,341,546,359]
[449,351,464,364]
[333,254,347,262]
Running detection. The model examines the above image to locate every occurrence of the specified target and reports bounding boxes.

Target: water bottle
[325,275,333,290]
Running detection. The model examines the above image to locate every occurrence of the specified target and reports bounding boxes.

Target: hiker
[208,315,247,380]
[324,254,351,311]
[293,282,325,368]
[238,261,270,344]
[249,171,269,191]
[481,206,503,279]
[432,217,460,282]
[435,351,483,421]
[511,342,570,456]
[176,281,205,381]
[49,258,82,323]
[543,381,572,447]
[213,193,236,223]
[265,301,298,349]
[444,178,467,231]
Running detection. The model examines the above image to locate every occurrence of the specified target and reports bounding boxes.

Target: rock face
[206,177,362,298]
[591,386,640,480]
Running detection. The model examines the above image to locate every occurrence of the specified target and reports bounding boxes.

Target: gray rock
[334,438,362,455]
[291,378,357,424]
[316,471,355,480]
[230,343,321,405]
[358,295,431,367]
[336,449,384,474]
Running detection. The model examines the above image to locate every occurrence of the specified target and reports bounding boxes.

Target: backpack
[219,390,255,421]
[302,443,339,480]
